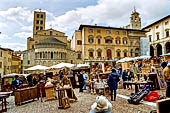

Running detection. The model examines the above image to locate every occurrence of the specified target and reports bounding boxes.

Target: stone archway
[107,49,112,59]
[156,44,162,56]
[165,42,170,53]
[150,45,154,56]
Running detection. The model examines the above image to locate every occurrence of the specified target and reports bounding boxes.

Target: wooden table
[124,81,153,93]
[0,92,12,96]
[137,73,158,90]
[0,95,9,112]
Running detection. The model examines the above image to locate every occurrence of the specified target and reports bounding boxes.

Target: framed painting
[156,69,166,90]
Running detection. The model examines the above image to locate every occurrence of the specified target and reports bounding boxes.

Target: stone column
[42,52,44,59]
[162,42,166,54]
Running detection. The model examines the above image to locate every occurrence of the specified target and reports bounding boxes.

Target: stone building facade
[71,10,146,65]
[143,15,170,56]
[11,55,22,74]
[23,10,82,70]
[0,48,13,78]
[71,25,146,65]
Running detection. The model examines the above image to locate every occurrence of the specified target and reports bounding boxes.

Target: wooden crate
[45,85,55,101]
[14,87,38,105]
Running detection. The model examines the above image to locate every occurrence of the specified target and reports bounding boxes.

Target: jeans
[83,79,87,90]
[89,109,112,113]
[166,82,170,97]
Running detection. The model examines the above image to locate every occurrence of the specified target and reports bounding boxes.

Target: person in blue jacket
[107,69,120,101]
[12,75,23,91]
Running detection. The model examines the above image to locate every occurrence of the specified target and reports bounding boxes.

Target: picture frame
[156,69,166,90]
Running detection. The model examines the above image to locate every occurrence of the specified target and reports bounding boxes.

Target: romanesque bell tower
[130,8,141,30]
[33,10,46,37]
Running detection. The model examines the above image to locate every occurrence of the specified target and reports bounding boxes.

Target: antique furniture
[56,88,70,109]
[124,81,153,93]
[45,85,55,101]
[0,95,9,112]
[137,72,159,90]
[14,87,38,105]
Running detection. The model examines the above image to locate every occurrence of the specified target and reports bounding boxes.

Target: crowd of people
[8,57,170,113]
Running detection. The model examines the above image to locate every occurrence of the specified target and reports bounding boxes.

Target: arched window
[40,52,42,59]
[116,37,121,44]
[96,35,102,44]
[123,37,128,44]
[88,48,94,57]
[51,52,53,59]
[135,48,139,57]
[97,49,102,58]
[123,49,128,57]
[130,49,133,57]
[116,49,121,57]
[88,35,94,43]
[105,36,113,43]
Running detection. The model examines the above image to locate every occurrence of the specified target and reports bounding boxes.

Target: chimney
[95,24,97,26]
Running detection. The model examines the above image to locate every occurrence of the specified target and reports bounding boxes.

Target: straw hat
[91,96,112,112]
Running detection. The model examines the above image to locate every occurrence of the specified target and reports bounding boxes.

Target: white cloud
[0,43,26,51]
[21,25,33,32]
[45,0,170,36]
[13,32,32,39]
[0,7,33,23]
[0,34,11,39]
[0,22,8,29]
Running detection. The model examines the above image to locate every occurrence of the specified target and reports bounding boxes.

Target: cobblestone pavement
[6,88,157,113]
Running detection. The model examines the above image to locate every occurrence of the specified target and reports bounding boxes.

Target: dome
[38,36,66,45]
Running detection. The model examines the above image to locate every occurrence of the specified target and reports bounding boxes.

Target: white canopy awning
[25,65,50,71]
[134,56,151,60]
[50,62,75,69]
[116,56,151,63]
[160,53,170,56]
[77,64,89,68]
[3,73,30,78]
[116,57,134,63]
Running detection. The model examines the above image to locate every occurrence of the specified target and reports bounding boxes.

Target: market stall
[2,73,30,91]
[72,64,90,88]
[116,56,164,90]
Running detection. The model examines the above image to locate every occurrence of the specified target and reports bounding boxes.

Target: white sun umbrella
[25,65,50,71]
[50,62,75,69]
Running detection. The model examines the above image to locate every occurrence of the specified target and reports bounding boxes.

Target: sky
[0,0,170,51]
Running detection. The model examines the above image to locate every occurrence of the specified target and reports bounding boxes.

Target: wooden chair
[57,88,70,109]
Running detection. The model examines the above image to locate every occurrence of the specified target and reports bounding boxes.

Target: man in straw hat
[89,95,112,113]
[163,62,170,97]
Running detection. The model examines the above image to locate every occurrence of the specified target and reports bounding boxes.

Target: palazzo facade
[71,9,147,65]
[143,15,170,56]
